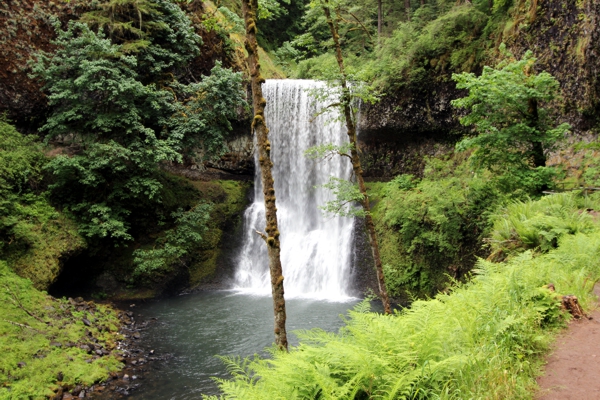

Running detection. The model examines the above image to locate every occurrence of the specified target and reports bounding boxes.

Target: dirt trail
[536,284,600,400]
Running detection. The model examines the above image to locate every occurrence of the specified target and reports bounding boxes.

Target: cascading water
[234,79,355,300]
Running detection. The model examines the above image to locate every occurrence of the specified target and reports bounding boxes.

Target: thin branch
[2,319,45,333]
[309,102,343,123]
[347,12,374,42]
[254,230,268,242]
[338,151,353,161]
[3,284,47,325]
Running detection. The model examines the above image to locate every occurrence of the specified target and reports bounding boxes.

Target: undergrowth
[207,192,600,399]
[0,261,122,399]
[367,153,507,300]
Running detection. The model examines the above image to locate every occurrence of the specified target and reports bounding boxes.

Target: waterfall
[233,80,355,300]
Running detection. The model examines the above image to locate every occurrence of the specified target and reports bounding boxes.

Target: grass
[0,261,123,399]
[207,192,600,399]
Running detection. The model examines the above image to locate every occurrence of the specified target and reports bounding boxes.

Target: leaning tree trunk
[323,2,391,314]
[377,0,383,36]
[242,0,288,351]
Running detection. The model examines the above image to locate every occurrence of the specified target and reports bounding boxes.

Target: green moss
[0,261,123,399]
[187,180,251,286]
[4,200,86,290]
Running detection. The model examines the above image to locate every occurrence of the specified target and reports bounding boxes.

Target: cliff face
[356,0,600,178]
[506,0,600,131]
[0,0,76,128]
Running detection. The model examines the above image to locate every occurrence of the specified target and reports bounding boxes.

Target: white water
[233,80,355,300]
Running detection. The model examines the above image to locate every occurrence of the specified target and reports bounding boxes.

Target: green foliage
[171,62,248,160]
[80,0,201,79]
[318,177,366,218]
[0,117,45,196]
[369,154,505,299]
[304,142,354,161]
[0,261,122,398]
[278,1,504,90]
[133,203,212,276]
[373,5,493,89]
[209,200,600,398]
[488,192,600,258]
[452,47,571,193]
[257,0,291,20]
[31,20,246,244]
[0,119,85,289]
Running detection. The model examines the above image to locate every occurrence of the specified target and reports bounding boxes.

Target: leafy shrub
[31,21,246,244]
[452,47,571,194]
[79,0,202,80]
[133,203,212,277]
[370,155,505,299]
[488,192,600,258]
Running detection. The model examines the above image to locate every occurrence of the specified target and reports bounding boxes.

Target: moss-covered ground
[0,261,123,399]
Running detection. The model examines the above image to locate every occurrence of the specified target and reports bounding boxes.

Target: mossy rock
[187,180,251,287]
[4,202,86,291]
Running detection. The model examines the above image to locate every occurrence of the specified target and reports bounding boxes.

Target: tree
[451,46,571,193]
[315,0,392,314]
[31,18,246,243]
[241,0,288,351]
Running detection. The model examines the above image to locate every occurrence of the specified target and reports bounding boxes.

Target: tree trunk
[377,0,383,36]
[405,0,410,22]
[527,97,546,168]
[241,0,288,351]
[322,2,391,315]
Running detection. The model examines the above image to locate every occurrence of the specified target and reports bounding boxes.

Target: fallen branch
[1,318,44,333]
[3,284,47,325]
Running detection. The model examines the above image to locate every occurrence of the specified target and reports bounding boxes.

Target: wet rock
[82,318,91,327]
[57,371,64,381]
[95,349,103,356]
[17,362,26,368]
[50,342,62,348]
[62,394,75,400]
[132,332,141,340]
[123,374,130,381]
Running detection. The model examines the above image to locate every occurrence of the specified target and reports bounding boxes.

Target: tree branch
[254,230,268,242]
[3,284,47,325]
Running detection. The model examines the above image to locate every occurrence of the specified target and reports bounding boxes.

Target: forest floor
[536,284,600,399]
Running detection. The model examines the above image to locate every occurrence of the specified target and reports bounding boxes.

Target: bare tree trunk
[405,0,410,22]
[421,0,425,6]
[241,0,288,351]
[322,2,391,315]
[377,0,383,36]
[527,98,546,168]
